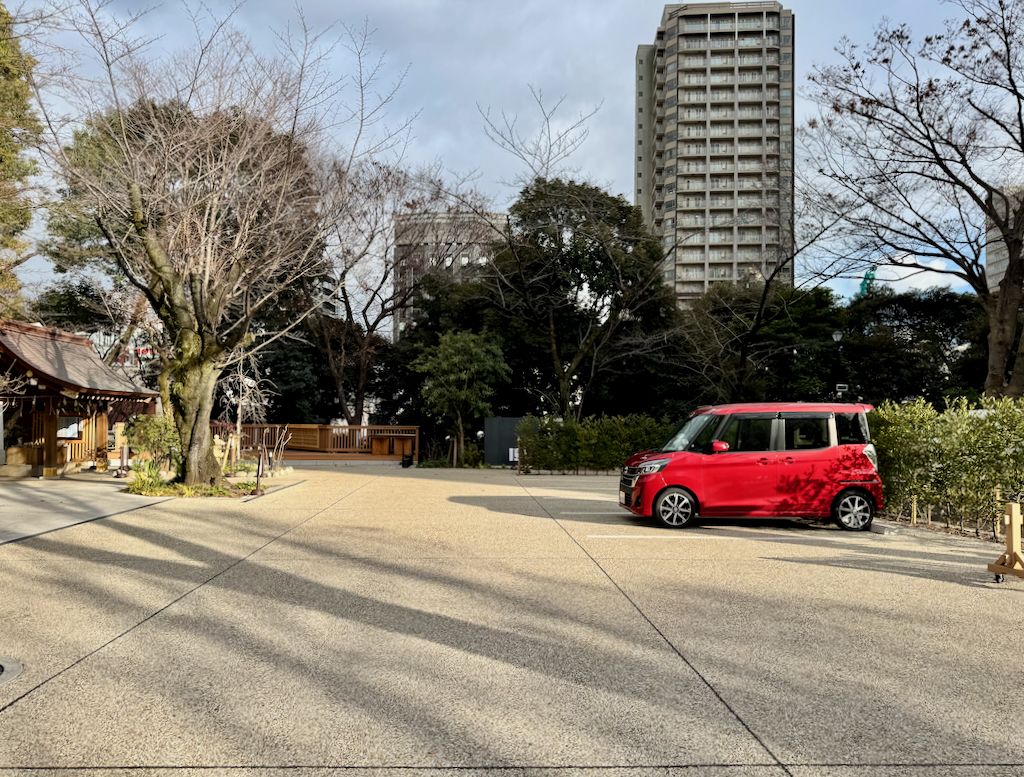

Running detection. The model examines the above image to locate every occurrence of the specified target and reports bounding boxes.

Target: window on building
[781,16,792,28]
[58,416,83,440]
[638,74,644,81]
[781,52,791,64]
[637,172,642,178]
[781,70,792,82]
[637,188,642,195]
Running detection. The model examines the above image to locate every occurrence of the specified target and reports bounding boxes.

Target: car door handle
[758,457,771,465]
[782,457,795,465]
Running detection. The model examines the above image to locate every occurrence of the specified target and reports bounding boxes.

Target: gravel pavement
[0,466,1021,776]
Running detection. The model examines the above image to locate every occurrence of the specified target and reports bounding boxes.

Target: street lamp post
[832,331,847,399]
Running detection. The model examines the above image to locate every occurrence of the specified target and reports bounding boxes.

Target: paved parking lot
[0,466,1021,776]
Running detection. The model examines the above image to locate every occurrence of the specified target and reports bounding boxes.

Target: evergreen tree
[0,2,41,316]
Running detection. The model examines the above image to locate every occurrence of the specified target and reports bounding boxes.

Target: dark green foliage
[490,177,677,417]
[670,283,986,407]
[842,287,987,404]
[517,414,676,473]
[0,2,41,253]
[258,334,338,425]
[414,330,511,466]
[31,279,114,333]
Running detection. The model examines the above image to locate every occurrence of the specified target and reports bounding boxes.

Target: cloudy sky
[25,0,973,297]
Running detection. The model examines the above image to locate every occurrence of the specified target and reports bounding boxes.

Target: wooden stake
[988,502,1024,581]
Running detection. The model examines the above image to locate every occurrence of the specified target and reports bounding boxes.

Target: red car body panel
[620,402,884,521]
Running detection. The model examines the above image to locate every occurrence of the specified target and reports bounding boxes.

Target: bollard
[114,445,128,478]
[988,502,1024,583]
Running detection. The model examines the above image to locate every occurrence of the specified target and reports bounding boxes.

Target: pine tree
[0,2,41,316]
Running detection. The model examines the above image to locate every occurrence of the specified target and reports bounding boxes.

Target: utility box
[484,417,523,467]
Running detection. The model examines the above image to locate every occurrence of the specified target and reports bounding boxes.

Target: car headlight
[637,459,670,475]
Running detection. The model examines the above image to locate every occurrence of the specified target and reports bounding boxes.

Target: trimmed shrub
[517,414,675,473]
[870,397,1024,536]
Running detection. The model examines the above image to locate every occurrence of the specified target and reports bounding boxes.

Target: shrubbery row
[870,397,1024,536]
[516,415,676,473]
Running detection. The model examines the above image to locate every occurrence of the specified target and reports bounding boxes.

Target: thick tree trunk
[172,361,223,486]
[983,243,1024,397]
[983,285,1022,398]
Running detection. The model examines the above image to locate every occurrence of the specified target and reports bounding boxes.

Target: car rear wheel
[653,487,698,529]
[832,488,874,531]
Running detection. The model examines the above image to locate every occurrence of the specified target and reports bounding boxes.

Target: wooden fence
[211,423,419,458]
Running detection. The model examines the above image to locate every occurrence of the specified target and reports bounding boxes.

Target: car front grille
[620,466,639,490]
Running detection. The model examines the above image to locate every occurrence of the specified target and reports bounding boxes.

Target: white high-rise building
[636,2,795,303]
[985,187,1023,292]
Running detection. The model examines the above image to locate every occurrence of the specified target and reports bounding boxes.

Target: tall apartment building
[636,2,795,303]
[985,187,1023,292]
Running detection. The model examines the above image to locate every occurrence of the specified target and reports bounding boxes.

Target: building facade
[636,2,795,303]
[985,187,1024,293]
[392,212,504,340]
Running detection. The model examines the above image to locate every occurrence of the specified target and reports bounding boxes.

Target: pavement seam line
[518,479,795,777]
[0,474,383,718]
[2,763,1024,773]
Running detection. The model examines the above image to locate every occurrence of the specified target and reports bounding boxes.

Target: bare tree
[32,1,416,483]
[802,0,1024,396]
[479,86,601,184]
[305,164,487,426]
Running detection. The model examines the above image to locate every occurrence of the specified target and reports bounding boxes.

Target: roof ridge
[0,319,96,349]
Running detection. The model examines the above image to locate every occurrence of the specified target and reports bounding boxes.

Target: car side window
[836,412,869,444]
[784,416,830,450]
[717,414,773,452]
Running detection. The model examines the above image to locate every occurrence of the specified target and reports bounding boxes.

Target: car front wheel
[832,488,874,531]
[653,487,698,529]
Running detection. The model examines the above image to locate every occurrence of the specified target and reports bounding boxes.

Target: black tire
[832,488,874,531]
[653,487,698,529]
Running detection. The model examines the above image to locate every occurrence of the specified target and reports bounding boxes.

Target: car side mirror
[712,441,730,453]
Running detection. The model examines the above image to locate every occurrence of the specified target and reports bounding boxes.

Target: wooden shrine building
[0,320,158,478]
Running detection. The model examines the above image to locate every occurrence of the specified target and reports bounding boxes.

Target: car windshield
[661,413,715,452]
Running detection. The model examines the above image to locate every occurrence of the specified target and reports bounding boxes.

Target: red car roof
[693,402,874,415]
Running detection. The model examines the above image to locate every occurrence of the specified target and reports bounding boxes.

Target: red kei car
[619,402,884,531]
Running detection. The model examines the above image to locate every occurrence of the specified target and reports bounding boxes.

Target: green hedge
[516,415,676,473]
[870,397,1024,535]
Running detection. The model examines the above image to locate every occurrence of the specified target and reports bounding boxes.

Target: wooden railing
[32,414,101,463]
[211,423,419,457]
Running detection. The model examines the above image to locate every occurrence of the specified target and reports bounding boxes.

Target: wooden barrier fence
[210,423,419,458]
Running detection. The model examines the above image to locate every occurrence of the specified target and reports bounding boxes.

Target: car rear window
[836,412,870,444]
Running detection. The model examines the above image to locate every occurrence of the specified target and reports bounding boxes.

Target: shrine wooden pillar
[41,400,59,478]
[94,407,109,470]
